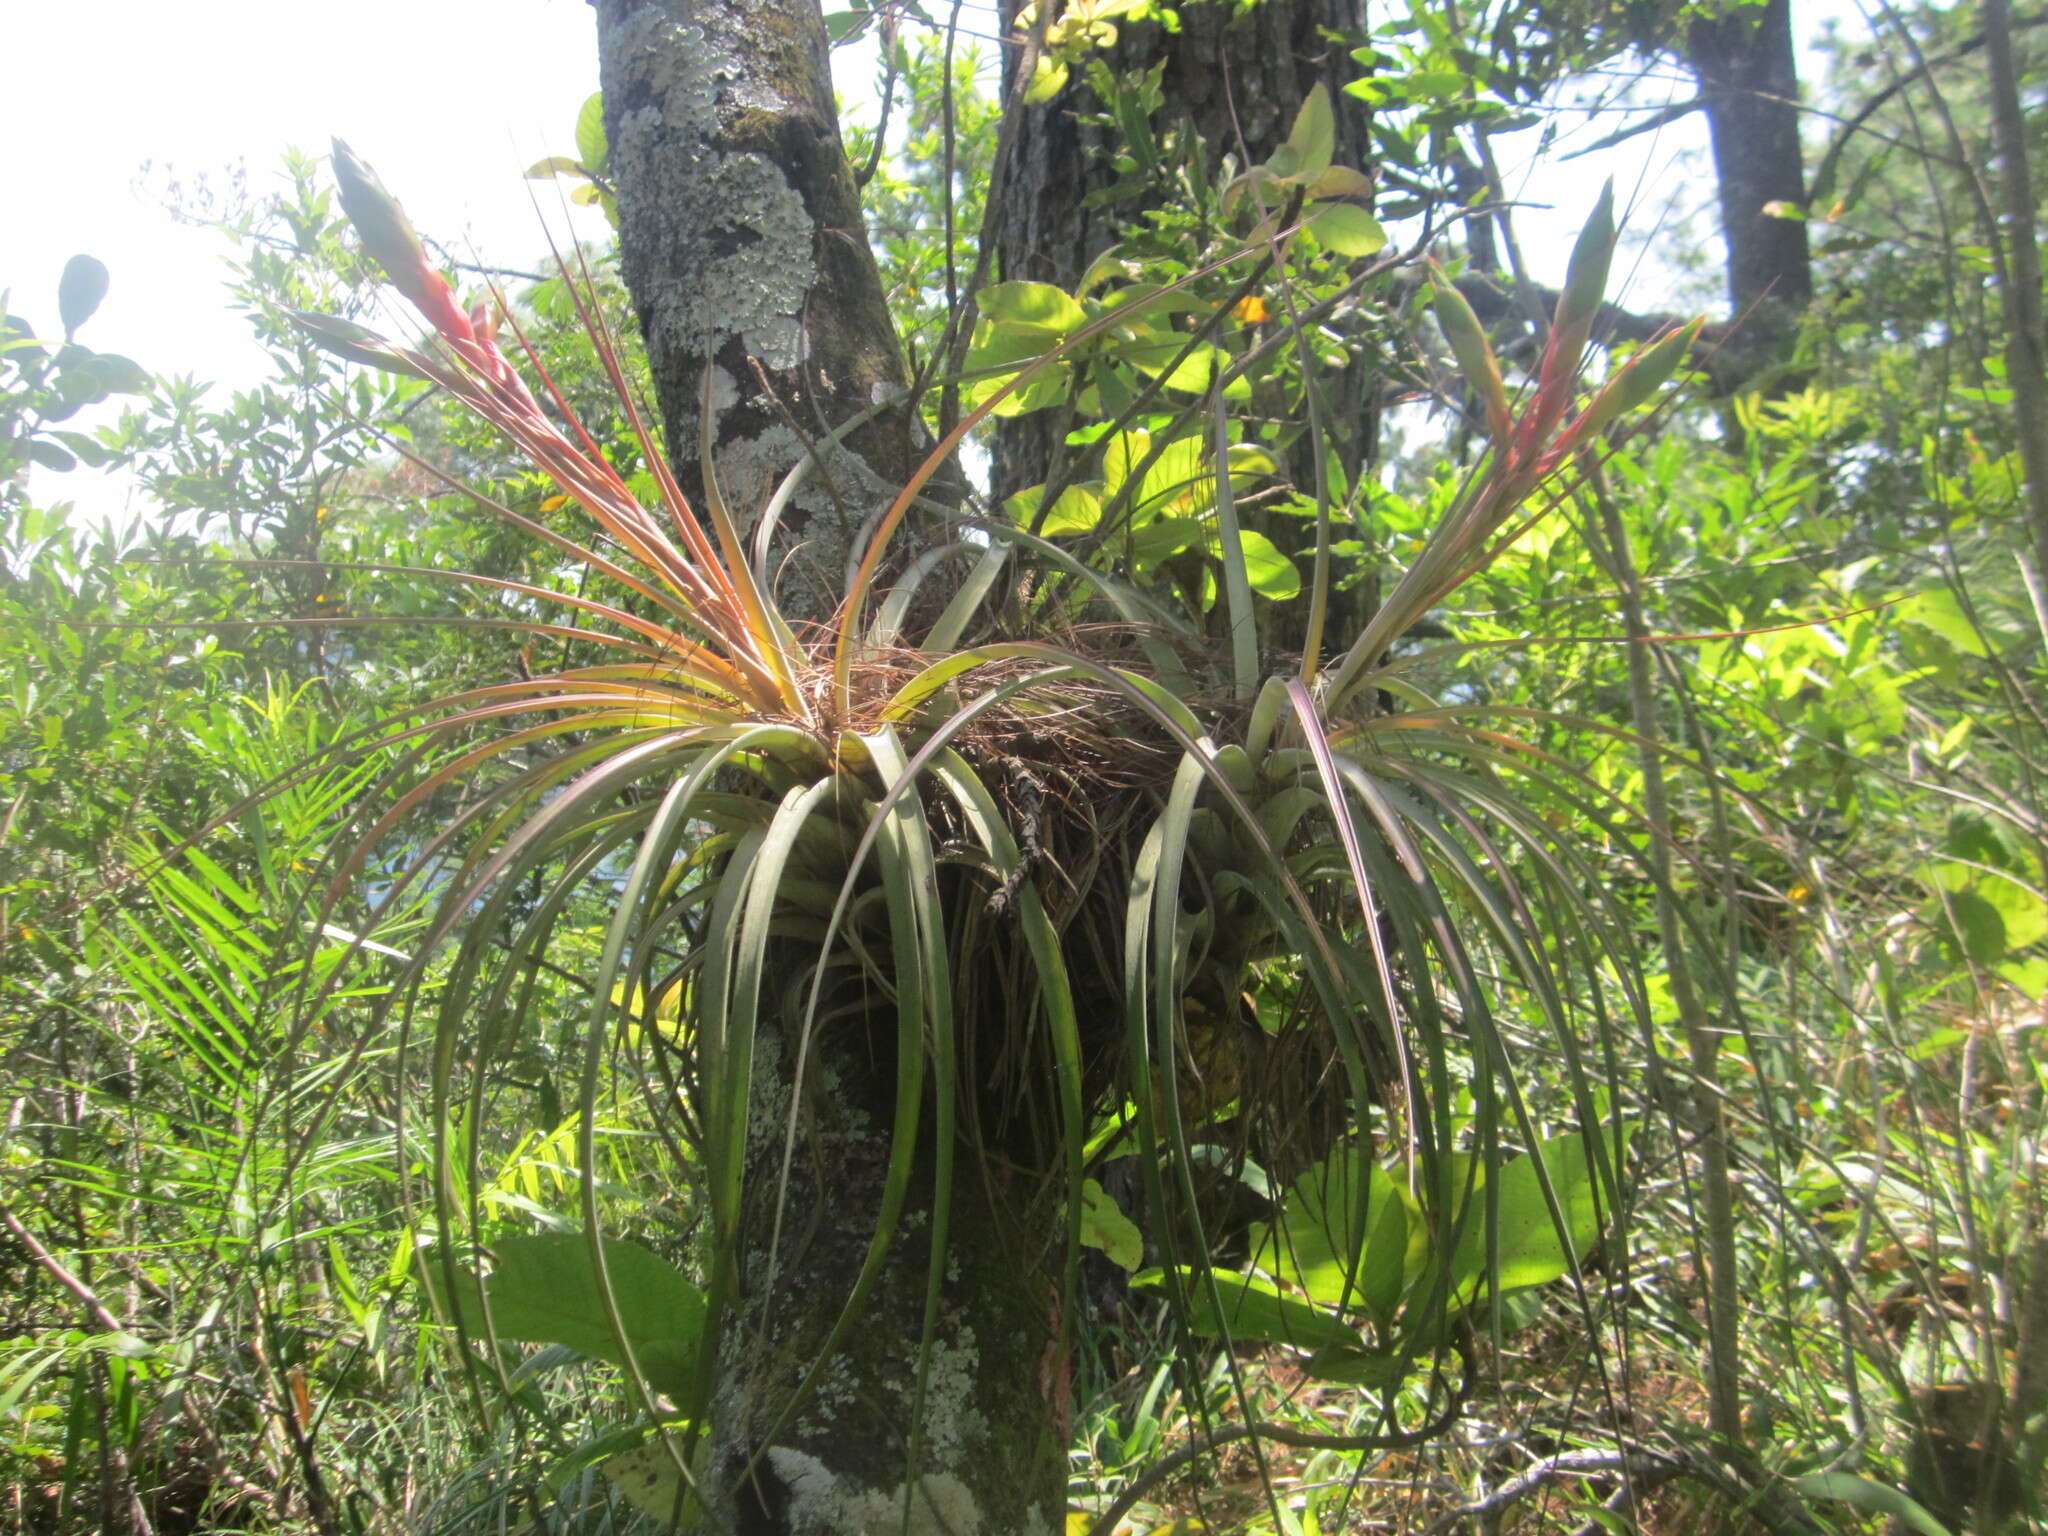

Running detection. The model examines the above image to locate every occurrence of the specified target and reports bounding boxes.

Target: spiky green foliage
[285,141,1705,1525]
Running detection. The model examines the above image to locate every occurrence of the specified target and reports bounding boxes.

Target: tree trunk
[596,0,933,620]
[990,0,1373,510]
[1686,0,1812,389]
[592,7,1068,1530]
[702,1008,1066,1536]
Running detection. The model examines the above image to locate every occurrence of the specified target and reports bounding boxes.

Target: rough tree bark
[596,0,937,620]
[990,0,1373,511]
[1686,0,1813,388]
[591,5,1064,1533]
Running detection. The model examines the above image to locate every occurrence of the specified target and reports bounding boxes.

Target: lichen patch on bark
[602,9,816,371]
[763,1452,996,1536]
[598,0,931,604]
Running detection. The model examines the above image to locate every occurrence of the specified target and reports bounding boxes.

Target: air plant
[295,138,1699,1528]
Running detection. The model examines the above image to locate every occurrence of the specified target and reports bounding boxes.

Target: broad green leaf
[1130,516,1202,568]
[84,353,149,394]
[526,156,588,180]
[575,93,609,173]
[58,255,109,339]
[1079,1178,1143,1271]
[1250,1146,1414,1324]
[2003,955,2048,992]
[1135,436,1209,519]
[603,1434,701,1528]
[1901,588,1994,657]
[1103,430,1151,494]
[1008,482,1105,535]
[977,280,1087,335]
[1790,1473,1952,1536]
[1234,528,1300,600]
[1308,165,1374,201]
[1132,1265,1358,1353]
[51,430,109,468]
[430,1234,704,1399]
[1930,861,2046,951]
[1283,82,1336,182]
[1116,334,1244,397]
[1025,55,1070,104]
[1445,1130,1617,1306]
[1940,889,2006,964]
[1301,1345,1409,1387]
[823,7,874,43]
[1944,812,2010,867]
[1305,203,1386,258]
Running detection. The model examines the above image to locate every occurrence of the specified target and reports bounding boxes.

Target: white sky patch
[5,0,1862,524]
[3,0,604,522]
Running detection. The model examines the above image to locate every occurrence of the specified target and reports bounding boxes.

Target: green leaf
[1130,516,1202,568]
[1120,336,1242,397]
[1931,859,2046,951]
[435,1234,705,1399]
[976,281,1087,336]
[1431,277,1509,443]
[1301,1345,1409,1387]
[1008,482,1104,535]
[526,156,589,181]
[1944,812,2010,868]
[1573,318,1701,437]
[1942,888,2007,964]
[1079,1178,1143,1271]
[1307,165,1374,201]
[575,93,609,174]
[1251,1146,1413,1324]
[823,6,874,43]
[1132,1266,1359,1353]
[290,310,432,381]
[81,353,148,395]
[1445,1130,1617,1306]
[51,430,110,468]
[961,325,1074,415]
[27,439,76,473]
[1025,55,1070,104]
[1901,588,1994,657]
[603,1434,702,1529]
[58,255,109,340]
[1789,1473,1952,1536]
[1305,203,1385,258]
[1234,528,1300,600]
[1283,82,1336,182]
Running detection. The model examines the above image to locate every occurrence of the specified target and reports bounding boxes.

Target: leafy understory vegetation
[5,1,2048,1534]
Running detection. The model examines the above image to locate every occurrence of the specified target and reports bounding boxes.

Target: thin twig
[1085,1340,1474,1536]
[0,1204,126,1335]
[1424,1446,1689,1536]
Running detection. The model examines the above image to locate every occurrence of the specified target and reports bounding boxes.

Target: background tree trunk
[596,0,932,619]
[1686,0,1813,388]
[990,0,1374,511]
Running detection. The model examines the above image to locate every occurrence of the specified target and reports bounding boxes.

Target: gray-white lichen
[765,1449,987,1536]
[903,1328,987,1466]
[602,7,818,372]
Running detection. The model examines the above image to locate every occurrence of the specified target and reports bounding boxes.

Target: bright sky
[5,0,1832,525]
[3,1,607,521]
